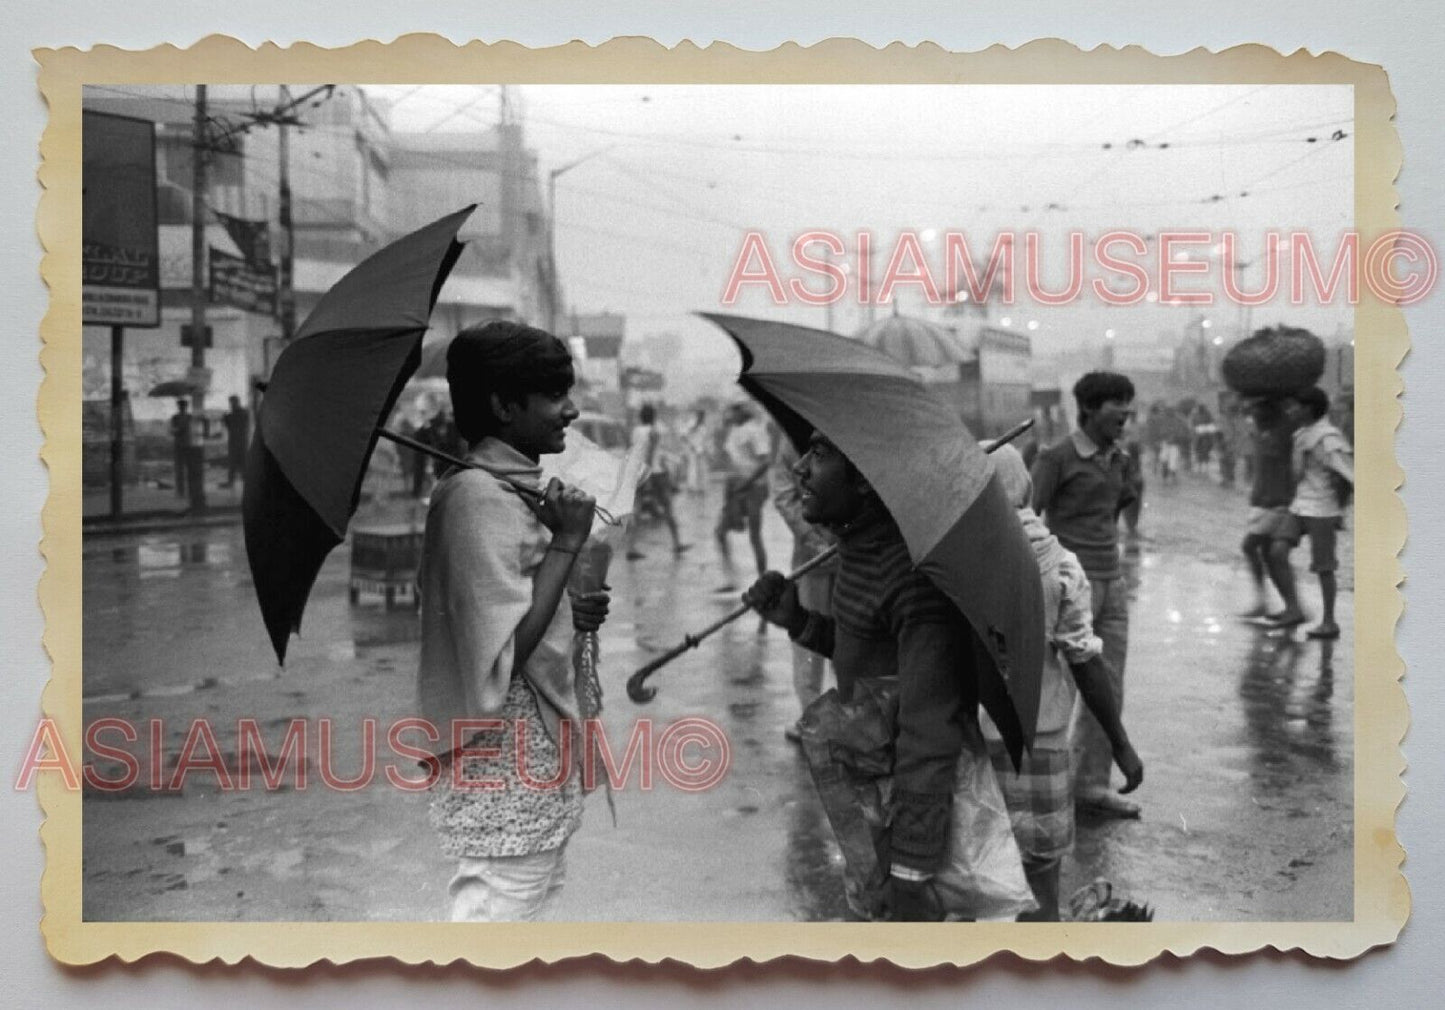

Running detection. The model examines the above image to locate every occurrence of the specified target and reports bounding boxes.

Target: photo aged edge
[35,35,1408,967]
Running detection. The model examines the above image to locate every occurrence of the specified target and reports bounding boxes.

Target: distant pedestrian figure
[1143,403,1166,477]
[222,395,249,488]
[626,403,689,559]
[1120,434,1145,543]
[770,439,837,742]
[423,408,462,480]
[987,445,1143,919]
[1030,371,1140,819]
[713,402,772,592]
[1217,394,1245,488]
[169,399,193,497]
[1283,387,1354,640]
[1158,406,1188,483]
[1239,398,1306,627]
[1190,403,1217,471]
[404,414,432,497]
[680,408,709,493]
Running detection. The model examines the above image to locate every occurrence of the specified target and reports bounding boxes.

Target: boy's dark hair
[639,403,656,425]
[447,320,574,444]
[1291,385,1330,421]
[1072,371,1136,414]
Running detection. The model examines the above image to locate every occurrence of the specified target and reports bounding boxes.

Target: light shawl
[417,436,580,754]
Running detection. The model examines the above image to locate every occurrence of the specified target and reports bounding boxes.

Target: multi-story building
[80,86,552,444]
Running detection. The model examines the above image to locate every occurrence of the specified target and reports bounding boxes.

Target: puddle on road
[782,795,850,921]
[1238,635,1343,780]
[93,539,237,578]
[350,609,422,650]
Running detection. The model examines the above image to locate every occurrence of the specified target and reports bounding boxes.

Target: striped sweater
[793,515,980,874]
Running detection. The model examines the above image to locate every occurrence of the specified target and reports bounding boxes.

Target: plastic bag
[800,683,1036,921]
[931,724,1038,921]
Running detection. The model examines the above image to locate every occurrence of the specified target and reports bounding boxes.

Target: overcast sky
[371,84,1356,398]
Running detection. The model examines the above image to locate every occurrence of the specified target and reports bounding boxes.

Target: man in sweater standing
[744,431,999,920]
[1030,371,1141,819]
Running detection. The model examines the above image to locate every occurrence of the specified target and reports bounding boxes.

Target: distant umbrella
[854,312,970,369]
[243,206,474,663]
[148,379,203,398]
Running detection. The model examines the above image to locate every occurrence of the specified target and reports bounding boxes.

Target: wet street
[80,471,1353,922]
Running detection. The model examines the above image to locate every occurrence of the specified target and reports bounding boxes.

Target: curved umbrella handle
[377,427,618,525]
[625,546,838,703]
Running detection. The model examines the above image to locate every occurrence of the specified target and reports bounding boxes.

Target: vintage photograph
[38,39,1406,966]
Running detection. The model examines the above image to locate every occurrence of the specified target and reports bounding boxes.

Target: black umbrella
[707,313,1045,766]
[243,206,474,663]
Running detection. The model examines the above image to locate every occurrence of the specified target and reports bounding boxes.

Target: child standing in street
[987,445,1144,920]
[417,321,610,922]
[1284,386,1354,640]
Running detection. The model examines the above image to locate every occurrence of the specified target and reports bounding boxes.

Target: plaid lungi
[987,740,1074,867]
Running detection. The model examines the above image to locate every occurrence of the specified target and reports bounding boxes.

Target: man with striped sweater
[743,431,991,921]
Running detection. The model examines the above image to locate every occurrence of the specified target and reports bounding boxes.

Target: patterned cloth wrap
[985,740,1074,867]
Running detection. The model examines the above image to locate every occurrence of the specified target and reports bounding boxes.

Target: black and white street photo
[75,80,1362,926]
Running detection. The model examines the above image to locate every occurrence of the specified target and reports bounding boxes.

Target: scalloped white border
[35,34,1409,969]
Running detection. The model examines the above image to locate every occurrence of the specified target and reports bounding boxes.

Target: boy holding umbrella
[417,321,610,922]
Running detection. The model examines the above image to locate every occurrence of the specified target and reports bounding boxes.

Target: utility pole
[277,84,296,342]
[109,324,123,518]
[190,85,208,406]
[546,146,613,333]
[188,84,209,511]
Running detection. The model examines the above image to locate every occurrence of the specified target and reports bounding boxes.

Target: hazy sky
[371,84,1355,397]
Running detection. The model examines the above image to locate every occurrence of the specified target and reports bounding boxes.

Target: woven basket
[1222,327,1326,397]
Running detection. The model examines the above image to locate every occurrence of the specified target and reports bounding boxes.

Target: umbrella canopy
[244,205,474,663]
[701,312,1046,765]
[148,379,203,398]
[854,311,970,369]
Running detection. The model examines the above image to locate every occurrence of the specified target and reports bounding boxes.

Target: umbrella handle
[623,416,1036,704]
[625,546,838,703]
[376,428,618,525]
[984,416,1035,453]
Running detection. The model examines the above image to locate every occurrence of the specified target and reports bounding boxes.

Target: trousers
[447,843,568,922]
[1073,575,1129,794]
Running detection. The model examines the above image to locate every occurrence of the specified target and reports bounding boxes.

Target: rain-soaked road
[80,472,1352,921]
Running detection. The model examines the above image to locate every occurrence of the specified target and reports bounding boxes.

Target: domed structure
[854,311,971,369]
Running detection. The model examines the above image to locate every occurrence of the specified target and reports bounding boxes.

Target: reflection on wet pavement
[81,476,1353,921]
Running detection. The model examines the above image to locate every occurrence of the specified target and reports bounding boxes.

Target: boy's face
[794,433,869,525]
[497,388,579,460]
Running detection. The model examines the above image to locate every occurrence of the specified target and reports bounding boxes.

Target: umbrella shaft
[378,427,618,524]
[378,427,543,501]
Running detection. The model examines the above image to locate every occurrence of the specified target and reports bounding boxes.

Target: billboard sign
[82,111,160,327]
[209,247,278,316]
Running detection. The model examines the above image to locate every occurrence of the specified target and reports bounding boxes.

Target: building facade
[81,86,552,449]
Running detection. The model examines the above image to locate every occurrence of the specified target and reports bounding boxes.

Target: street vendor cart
[348,522,424,609]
